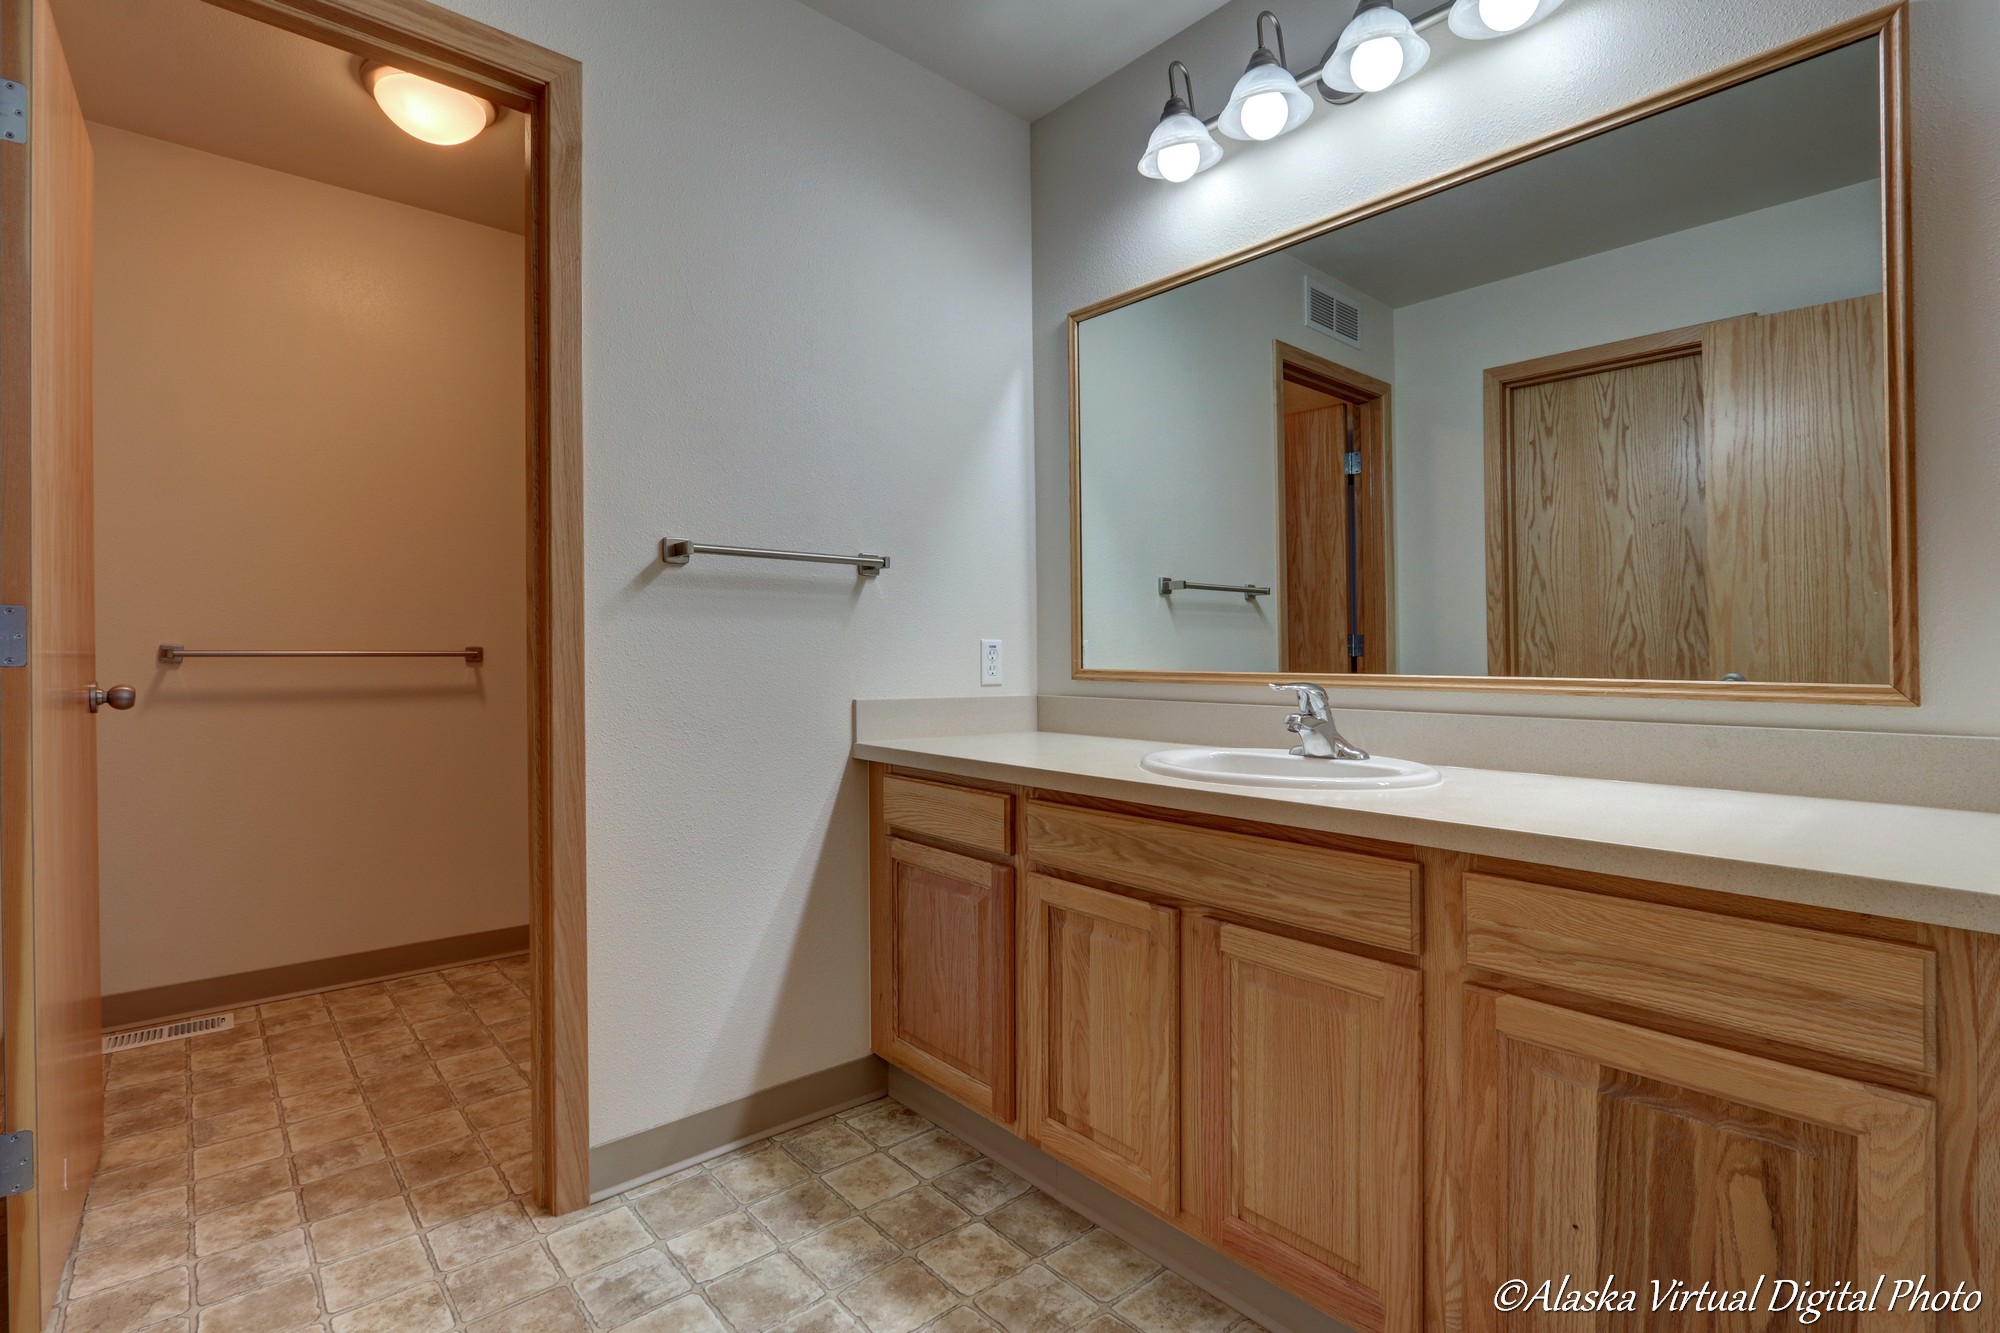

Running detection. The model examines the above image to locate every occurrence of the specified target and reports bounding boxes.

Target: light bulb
[1157,142,1202,183]
[1349,35,1406,93]
[365,65,495,146]
[1238,90,1292,141]
[1478,0,1539,32]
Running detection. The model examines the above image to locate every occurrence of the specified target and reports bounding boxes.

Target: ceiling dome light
[1220,12,1313,143]
[1323,0,1431,96]
[1449,0,1565,38]
[364,63,496,146]
[1138,61,1223,183]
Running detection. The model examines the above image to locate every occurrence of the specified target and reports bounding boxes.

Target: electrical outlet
[980,639,1003,686]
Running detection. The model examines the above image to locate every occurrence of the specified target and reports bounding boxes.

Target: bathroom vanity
[860,735,2000,1332]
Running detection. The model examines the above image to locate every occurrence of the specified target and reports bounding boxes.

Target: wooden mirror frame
[1068,4,1915,704]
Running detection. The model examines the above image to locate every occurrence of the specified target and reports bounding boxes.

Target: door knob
[88,683,136,713]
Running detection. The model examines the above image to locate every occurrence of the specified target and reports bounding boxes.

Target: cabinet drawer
[1025,800,1417,954]
[881,773,1012,856]
[1465,873,1935,1074]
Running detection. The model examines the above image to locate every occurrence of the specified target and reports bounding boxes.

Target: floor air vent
[103,1012,235,1053]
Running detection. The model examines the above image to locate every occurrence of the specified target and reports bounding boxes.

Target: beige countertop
[853,729,2000,934]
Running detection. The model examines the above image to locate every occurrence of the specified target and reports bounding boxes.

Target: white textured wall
[426,0,1034,1146]
[1034,0,2000,745]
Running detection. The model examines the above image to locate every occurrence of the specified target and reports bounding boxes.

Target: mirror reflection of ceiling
[1289,38,1880,308]
[51,0,526,233]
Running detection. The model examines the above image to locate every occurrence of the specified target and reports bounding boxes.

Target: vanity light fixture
[1325,0,1432,94]
[1138,61,1224,183]
[363,62,496,146]
[1220,12,1314,142]
[1448,0,1564,38]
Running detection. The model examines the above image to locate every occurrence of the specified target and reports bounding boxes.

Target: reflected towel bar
[661,538,890,578]
[159,645,483,665]
[1160,577,1270,603]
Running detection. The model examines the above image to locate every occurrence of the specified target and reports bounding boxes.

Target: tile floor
[52,961,1266,1333]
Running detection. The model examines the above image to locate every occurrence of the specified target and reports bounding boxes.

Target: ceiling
[1289,37,1882,308]
[52,0,526,233]
[795,0,1235,120]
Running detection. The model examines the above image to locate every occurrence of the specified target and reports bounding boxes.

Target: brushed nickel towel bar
[660,538,890,578]
[1160,577,1270,603]
[158,645,483,665]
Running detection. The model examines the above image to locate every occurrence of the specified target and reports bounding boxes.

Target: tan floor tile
[89,1153,192,1208]
[189,1061,272,1096]
[107,1100,193,1141]
[572,1246,692,1327]
[292,1131,387,1184]
[546,1204,654,1277]
[976,1264,1097,1332]
[320,1232,435,1312]
[273,1060,356,1098]
[301,1160,402,1221]
[341,1024,419,1057]
[382,1108,470,1155]
[358,1064,440,1101]
[450,1066,527,1104]
[925,1309,1002,1333]
[479,1117,533,1160]
[864,1188,969,1251]
[309,1196,417,1264]
[434,1046,510,1081]
[193,1158,294,1215]
[1046,1232,1159,1303]
[465,1284,589,1333]
[80,1186,191,1250]
[191,1102,281,1147]
[365,1081,456,1126]
[424,1201,538,1270]
[844,1103,932,1148]
[261,995,328,1020]
[635,1174,737,1239]
[394,1135,489,1188]
[985,1192,1090,1257]
[712,1143,809,1205]
[887,1130,978,1181]
[105,1076,188,1118]
[443,1239,562,1321]
[188,1081,275,1121]
[106,1048,186,1085]
[264,1020,339,1052]
[193,1269,321,1332]
[59,1263,189,1333]
[776,1118,872,1174]
[840,1258,957,1333]
[822,1155,919,1211]
[788,1217,899,1289]
[707,1252,825,1331]
[620,1293,731,1332]
[334,1008,405,1036]
[1072,1317,1139,1333]
[667,1212,778,1283]
[408,1164,510,1227]
[193,1190,301,1256]
[1112,1274,1239,1333]
[463,1088,530,1130]
[330,1281,455,1333]
[193,1130,284,1181]
[192,1228,310,1305]
[280,1085,364,1124]
[772,1300,867,1333]
[930,1162,1026,1216]
[66,1221,191,1300]
[99,1124,191,1172]
[916,1224,1030,1296]
[497,1149,537,1195]
[286,1105,373,1153]
[751,1179,854,1244]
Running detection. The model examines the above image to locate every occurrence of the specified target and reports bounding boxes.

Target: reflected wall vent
[1305,279,1362,348]
[103,1012,235,1053]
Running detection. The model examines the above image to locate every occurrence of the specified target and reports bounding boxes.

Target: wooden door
[1704,294,1889,685]
[1196,921,1421,1333]
[1,0,103,1324]
[873,838,1014,1121]
[1466,989,1934,1332]
[1020,873,1179,1213]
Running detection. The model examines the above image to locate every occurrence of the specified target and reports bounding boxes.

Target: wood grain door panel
[1467,989,1934,1332]
[1021,873,1179,1213]
[1199,921,1421,1332]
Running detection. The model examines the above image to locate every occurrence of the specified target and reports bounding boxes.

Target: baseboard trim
[101,927,531,1030]
[889,1070,1355,1333]
[590,1056,888,1201]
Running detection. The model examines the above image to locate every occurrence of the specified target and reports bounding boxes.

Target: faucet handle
[1270,681,1330,720]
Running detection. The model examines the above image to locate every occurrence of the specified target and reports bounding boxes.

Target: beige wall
[91,123,529,996]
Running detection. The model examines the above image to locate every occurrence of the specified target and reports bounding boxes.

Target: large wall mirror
[1070,13,1913,703]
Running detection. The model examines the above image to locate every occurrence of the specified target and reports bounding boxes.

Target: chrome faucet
[1270,682,1369,761]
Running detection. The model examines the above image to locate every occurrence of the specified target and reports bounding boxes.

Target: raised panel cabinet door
[873,838,1014,1120]
[1020,873,1179,1213]
[1197,921,1421,1332]
[1466,989,1935,1333]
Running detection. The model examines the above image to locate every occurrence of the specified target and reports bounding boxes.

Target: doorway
[1,0,584,1325]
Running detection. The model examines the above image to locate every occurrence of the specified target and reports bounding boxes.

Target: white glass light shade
[365,65,496,145]
[1448,0,1566,39]
[1138,108,1224,182]
[1322,4,1431,95]
[1219,59,1313,141]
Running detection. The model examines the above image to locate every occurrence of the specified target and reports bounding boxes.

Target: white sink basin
[1141,747,1442,791]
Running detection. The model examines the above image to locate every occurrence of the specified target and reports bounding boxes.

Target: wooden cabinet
[1195,919,1421,1333]
[1019,872,1180,1214]
[871,837,1014,1121]
[1465,988,1936,1333]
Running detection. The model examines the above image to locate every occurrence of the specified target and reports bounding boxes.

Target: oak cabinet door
[1020,873,1180,1213]
[1467,988,1935,1332]
[1196,921,1421,1333]
[873,838,1014,1120]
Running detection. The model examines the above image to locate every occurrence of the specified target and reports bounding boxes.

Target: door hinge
[0,606,23,666]
[0,1131,32,1196]
[0,81,25,143]
[1343,451,1362,475]
[1347,633,1366,658]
